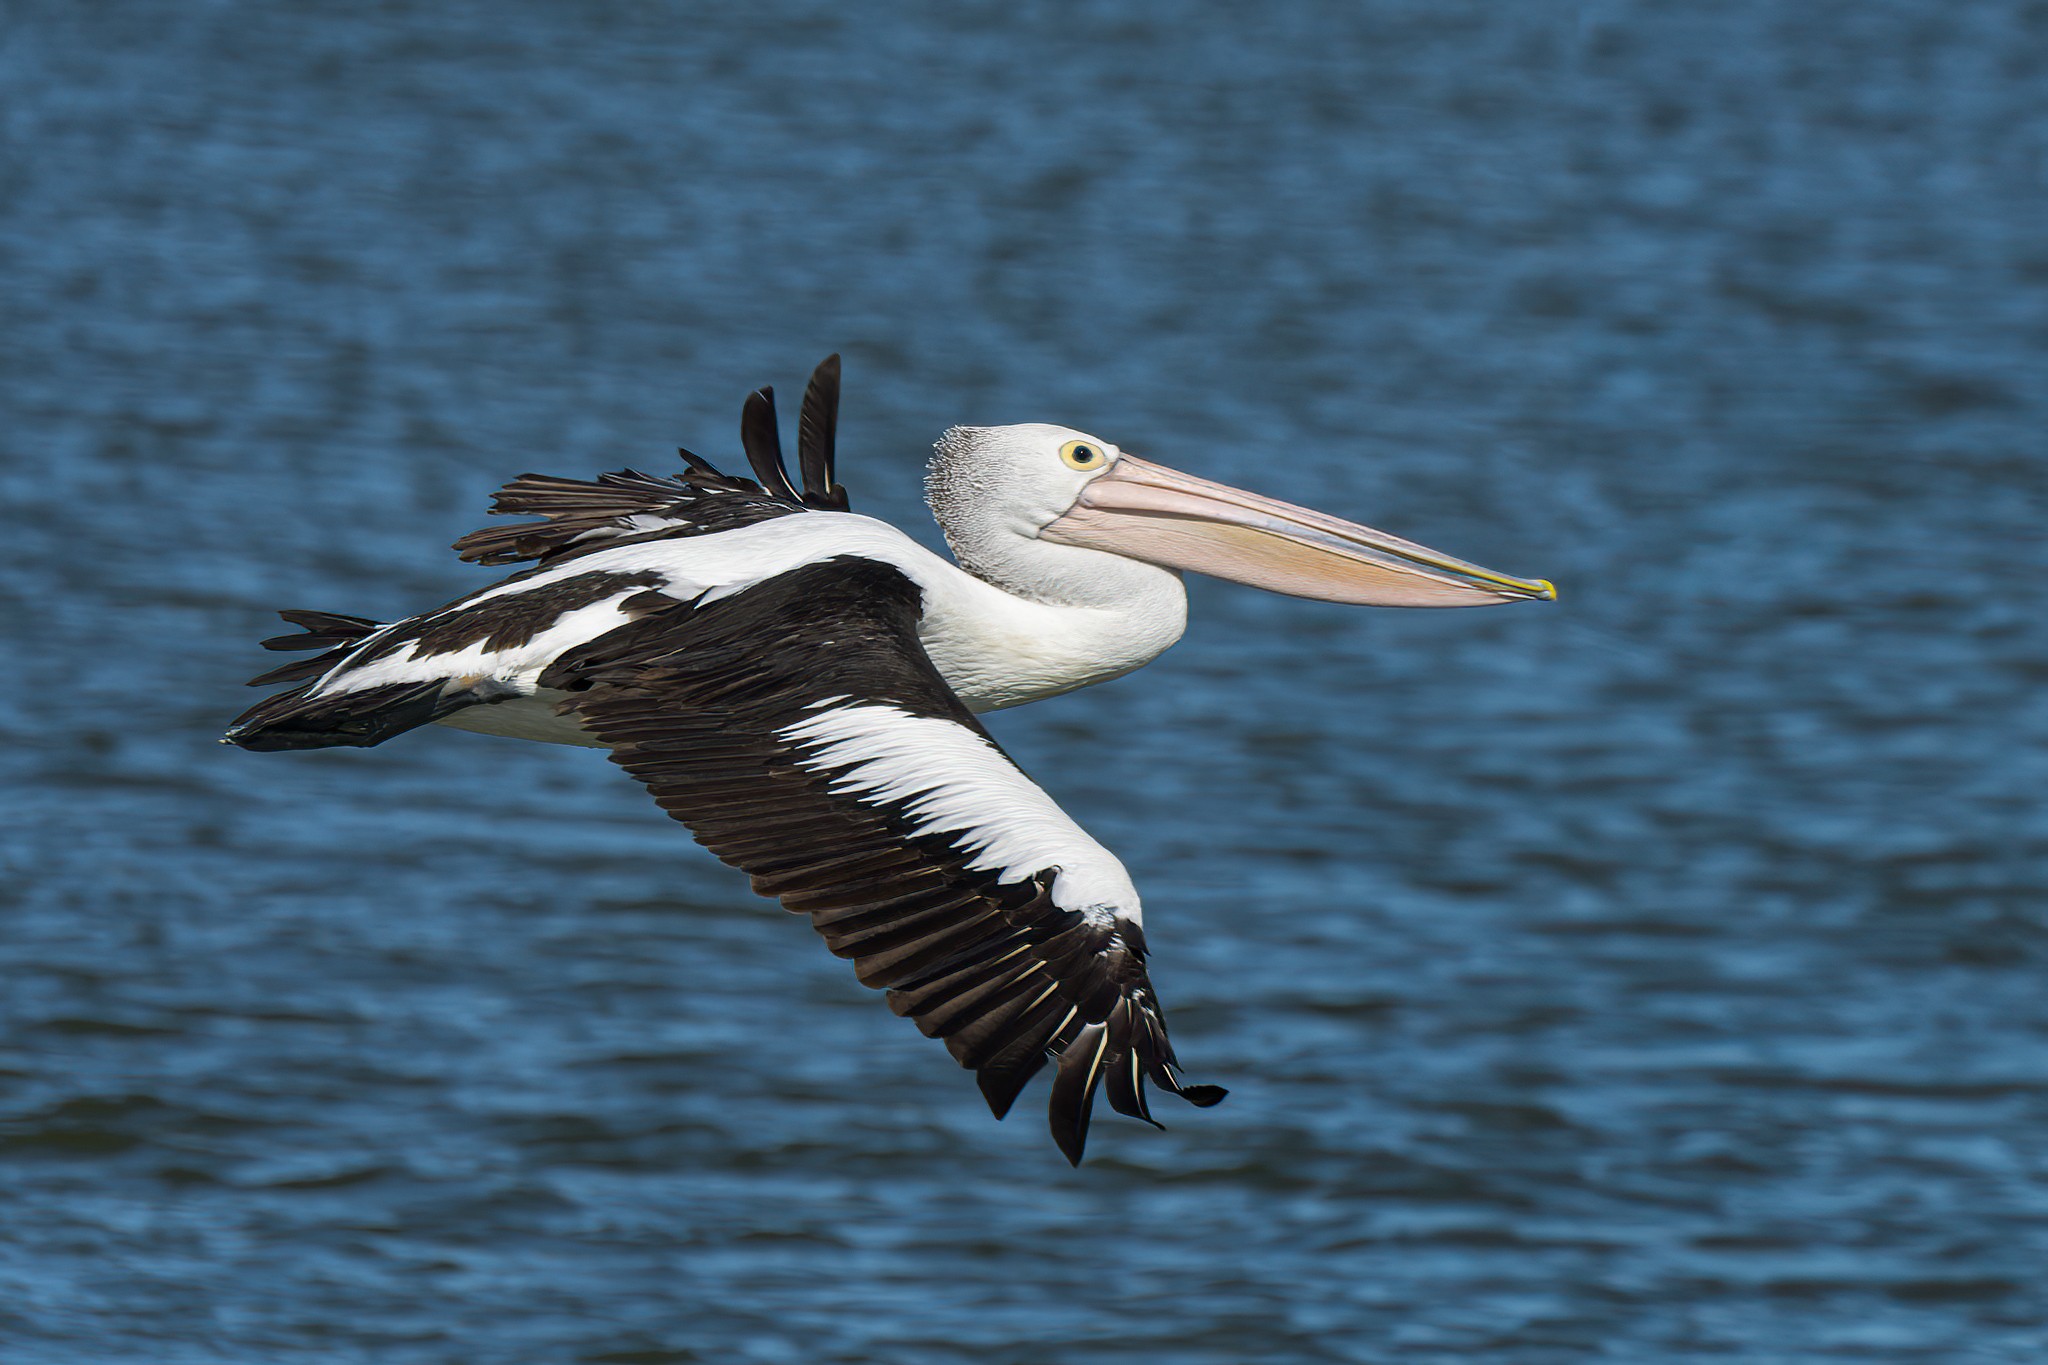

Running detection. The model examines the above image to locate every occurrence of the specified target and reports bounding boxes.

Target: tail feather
[230,608,495,751]
[225,677,494,752]
[262,608,381,649]
[246,609,386,688]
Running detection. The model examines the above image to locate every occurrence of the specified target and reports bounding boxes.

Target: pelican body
[227,357,1551,1163]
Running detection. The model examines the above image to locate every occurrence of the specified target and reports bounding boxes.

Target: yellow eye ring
[1060,440,1106,471]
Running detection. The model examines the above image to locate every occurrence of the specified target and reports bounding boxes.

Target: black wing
[452,355,852,569]
[540,556,1224,1164]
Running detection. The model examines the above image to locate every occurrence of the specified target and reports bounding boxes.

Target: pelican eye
[1060,440,1105,471]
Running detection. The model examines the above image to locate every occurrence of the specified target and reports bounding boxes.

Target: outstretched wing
[452,355,851,569]
[541,555,1225,1163]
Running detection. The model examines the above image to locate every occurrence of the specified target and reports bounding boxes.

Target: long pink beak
[1040,454,1555,607]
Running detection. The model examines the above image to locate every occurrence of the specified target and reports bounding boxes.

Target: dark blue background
[4,3,2046,1361]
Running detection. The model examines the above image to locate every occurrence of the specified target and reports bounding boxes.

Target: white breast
[916,573,1188,712]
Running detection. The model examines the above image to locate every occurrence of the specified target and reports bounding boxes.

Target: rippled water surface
[5,3,2048,1361]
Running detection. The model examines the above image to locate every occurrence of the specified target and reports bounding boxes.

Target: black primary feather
[538,557,1226,1164]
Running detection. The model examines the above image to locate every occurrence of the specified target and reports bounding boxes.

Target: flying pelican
[227,357,1553,1164]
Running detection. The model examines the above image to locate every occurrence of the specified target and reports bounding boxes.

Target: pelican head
[926,424,1555,609]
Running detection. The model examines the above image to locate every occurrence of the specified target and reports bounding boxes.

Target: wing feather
[452,358,851,568]
[796,354,847,510]
[540,554,1224,1163]
[740,387,803,504]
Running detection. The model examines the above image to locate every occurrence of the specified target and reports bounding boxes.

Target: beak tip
[1534,579,1558,602]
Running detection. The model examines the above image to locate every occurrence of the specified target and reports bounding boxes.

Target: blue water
[4,2,2047,1361]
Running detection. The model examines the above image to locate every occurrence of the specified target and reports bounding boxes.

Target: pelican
[227,357,1553,1163]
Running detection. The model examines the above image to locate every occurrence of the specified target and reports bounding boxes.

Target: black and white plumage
[448,355,848,570]
[545,559,1223,1162]
[229,355,1553,1163]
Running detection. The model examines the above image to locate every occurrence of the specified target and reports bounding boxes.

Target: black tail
[225,677,484,751]
[246,609,383,687]
[226,609,491,752]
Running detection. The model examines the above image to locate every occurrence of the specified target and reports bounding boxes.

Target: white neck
[910,538,1190,713]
